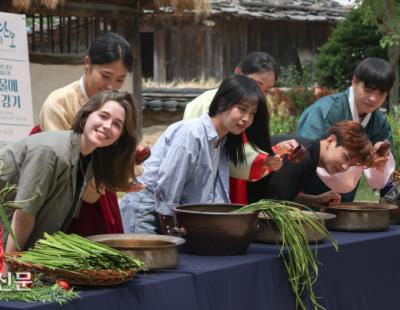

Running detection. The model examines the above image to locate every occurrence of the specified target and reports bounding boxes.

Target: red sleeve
[230,177,248,205]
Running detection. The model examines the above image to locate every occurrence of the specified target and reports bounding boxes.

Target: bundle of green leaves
[0,277,79,304]
[16,232,145,272]
[236,200,338,310]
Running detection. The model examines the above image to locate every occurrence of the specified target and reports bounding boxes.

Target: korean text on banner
[0,12,33,143]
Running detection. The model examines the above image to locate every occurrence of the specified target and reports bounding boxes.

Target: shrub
[386,106,400,169]
[314,7,387,91]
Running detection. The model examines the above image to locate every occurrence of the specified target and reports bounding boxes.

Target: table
[1,226,400,310]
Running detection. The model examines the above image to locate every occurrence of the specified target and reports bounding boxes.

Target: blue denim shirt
[139,113,230,215]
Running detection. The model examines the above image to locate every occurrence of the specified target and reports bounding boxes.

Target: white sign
[0,12,33,143]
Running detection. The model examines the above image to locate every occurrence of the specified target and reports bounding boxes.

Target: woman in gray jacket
[2,90,138,251]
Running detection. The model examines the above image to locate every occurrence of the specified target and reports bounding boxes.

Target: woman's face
[218,100,258,136]
[82,100,126,153]
[84,58,128,98]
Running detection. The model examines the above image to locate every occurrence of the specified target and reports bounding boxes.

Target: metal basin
[323,202,398,231]
[173,204,258,256]
[254,211,336,243]
[380,197,400,224]
[87,234,185,270]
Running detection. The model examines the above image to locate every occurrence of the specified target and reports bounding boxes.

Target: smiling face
[319,135,358,174]
[81,100,126,155]
[352,77,388,115]
[83,57,128,98]
[217,100,258,136]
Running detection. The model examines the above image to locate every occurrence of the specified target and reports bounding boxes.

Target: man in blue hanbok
[296,57,396,201]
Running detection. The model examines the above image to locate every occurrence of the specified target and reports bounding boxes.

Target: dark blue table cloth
[1,226,400,310]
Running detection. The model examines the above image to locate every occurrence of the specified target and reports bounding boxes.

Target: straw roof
[11,0,65,11]
[9,0,211,13]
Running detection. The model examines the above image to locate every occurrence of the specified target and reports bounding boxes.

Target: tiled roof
[209,0,350,22]
[143,0,350,22]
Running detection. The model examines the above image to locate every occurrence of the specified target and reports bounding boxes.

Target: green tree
[359,0,400,111]
[315,7,387,90]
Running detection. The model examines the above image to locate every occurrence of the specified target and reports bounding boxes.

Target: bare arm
[295,191,341,206]
[5,210,35,252]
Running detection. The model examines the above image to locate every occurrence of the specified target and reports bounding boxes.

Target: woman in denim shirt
[120,75,282,234]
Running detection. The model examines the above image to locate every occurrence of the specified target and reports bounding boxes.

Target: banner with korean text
[0,12,33,143]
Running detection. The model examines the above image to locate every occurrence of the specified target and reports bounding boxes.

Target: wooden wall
[154,25,223,82]
[152,16,335,82]
[27,13,336,83]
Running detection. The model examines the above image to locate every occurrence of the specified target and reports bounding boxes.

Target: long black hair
[87,32,133,73]
[209,75,272,165]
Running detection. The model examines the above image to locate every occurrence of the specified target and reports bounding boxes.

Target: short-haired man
[296,57,396,201]
[248,121,374,205]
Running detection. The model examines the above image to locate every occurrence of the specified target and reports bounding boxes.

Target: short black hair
[353,57,394,93]
[237,52,279,81]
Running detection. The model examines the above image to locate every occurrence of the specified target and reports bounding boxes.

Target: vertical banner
[0,12,33,143]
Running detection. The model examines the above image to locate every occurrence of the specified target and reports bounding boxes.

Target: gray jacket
[0,130,93,249]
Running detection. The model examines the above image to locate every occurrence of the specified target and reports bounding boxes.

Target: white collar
[349,86,371,128]
[79,76,90,101]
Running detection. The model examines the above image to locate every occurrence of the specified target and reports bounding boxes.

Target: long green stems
[16,232,145,272]
[235,199,338,310]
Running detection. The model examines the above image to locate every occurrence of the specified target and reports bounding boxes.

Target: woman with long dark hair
[36,32,135,235]
[120,75,283,234]
[4,90,138,251]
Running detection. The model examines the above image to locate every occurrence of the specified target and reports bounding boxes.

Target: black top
[247,136,320,203]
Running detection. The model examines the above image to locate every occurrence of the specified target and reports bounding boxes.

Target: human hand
[288,144,307,163]
[264,154,283,171]
[375,140,391,157]
[371,140,391,172]
[314,191,341,206]
[273,139,299,156]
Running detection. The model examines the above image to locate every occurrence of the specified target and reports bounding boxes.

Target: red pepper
[57,279,71,290]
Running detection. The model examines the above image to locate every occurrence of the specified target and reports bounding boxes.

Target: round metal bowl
[87,234,185,270]
[324,202,398,231]
[254,211,336,243]
[173,204,258,256]
[381,197,400,224]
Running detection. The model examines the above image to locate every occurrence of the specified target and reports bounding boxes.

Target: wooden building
[1,0,350,119]
[141,0,350,82]
[4,0,350,83]
[1,0,211,129]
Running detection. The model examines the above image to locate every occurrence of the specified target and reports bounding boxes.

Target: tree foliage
[315,8,387,90]
[359,0,400,110]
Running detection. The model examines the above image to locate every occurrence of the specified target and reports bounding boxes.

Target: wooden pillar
[125,15,143,138]
[154,29,167,83]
